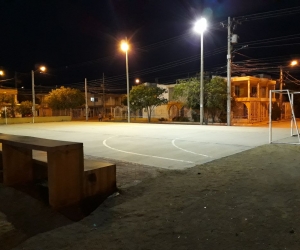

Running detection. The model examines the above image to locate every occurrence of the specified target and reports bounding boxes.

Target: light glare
[121,41,129,52]
[40,66,46,72]
[194,18,207,34]
[291,60,298,66]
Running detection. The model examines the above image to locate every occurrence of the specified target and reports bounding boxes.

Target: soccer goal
[269,89,300,144]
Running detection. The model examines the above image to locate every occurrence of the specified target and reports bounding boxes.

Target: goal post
[269,89,300,144]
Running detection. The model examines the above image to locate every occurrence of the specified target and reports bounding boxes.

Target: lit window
[90,97,98,102]
[235,86,240,97]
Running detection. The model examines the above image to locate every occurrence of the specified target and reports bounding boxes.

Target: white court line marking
[172,138,211,158]
[103,136,194,164]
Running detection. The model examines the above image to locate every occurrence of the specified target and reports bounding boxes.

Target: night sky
[0,0,300,94]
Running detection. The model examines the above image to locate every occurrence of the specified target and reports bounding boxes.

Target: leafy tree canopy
[204,77,228,123]
[16,101,33,117]
[0,94,17,117]
[130,85,168,122]
[44,87,85,110]
[0,94,14,106]
[205,77,227,111]
[173,77,203,110]
[173,76,233,123]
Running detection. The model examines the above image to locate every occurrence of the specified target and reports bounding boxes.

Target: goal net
[269,89,300,144]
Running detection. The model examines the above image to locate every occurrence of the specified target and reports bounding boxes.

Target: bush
[219,113,227,123]
[172,116,189,122]
[192,114,200,122]
[158,117,167,121]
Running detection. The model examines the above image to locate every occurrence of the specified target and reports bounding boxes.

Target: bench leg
[47,147,84,209]
[2,144,33,185]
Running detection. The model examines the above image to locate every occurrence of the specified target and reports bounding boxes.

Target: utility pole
[224,17,240,126]
[85,78,88,121]
[279,66,283,107]
[102,73,105,116]
[227,16,232,126]
[14,72,17,89]
[31,70,35,123]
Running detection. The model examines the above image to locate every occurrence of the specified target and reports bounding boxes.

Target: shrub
[158,117,167,121]
[172,116,189,122]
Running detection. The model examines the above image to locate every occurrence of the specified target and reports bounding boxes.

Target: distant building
[86,92,123,118]
[0,88,19,117]
[140,75,289,123]
[0,88,18,105]
[231,75,280,123]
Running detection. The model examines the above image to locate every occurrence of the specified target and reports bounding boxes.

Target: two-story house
[231,75,278,123]
[86,92,123,118]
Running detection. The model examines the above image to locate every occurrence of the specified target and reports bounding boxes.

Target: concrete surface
[0,120,298,170]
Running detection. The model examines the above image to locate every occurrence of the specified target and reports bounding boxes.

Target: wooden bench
[0,134,116,210]
[30,150,116,200]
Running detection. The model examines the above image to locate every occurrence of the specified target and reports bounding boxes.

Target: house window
[261,87,266,98]
[251,87,257,97]
[90,97,98,102]
[235,86,240,97]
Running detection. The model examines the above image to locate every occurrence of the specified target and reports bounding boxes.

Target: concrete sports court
[0,121,297,170]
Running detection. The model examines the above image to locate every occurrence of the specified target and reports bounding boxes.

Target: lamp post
[279,60,298,109]
[194,18,207,125]
[121,39,130,123]
[32,66,46,123]
[291,60,298,66]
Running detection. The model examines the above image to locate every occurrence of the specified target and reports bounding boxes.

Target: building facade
[231,75,278,123]
[140,75,287,124]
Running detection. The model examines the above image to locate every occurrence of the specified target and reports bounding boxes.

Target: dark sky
[0,0,300,93]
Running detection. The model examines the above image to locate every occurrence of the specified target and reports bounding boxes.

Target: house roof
[0,88,17,95]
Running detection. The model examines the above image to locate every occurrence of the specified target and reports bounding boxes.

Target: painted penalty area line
[172,138,211,158]
[103,136,194,164]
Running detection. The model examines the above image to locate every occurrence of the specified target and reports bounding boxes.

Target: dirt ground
[1,143,300,250]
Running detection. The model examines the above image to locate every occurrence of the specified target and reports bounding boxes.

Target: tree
[173,77,209,122]
[122,94,141,120]
[16,101,33,117]
[173,76,234,124]
[44,87,85,110]
[173,77,200,110]
[0,94,11,106]
[0,94,17,118]
[129,85,168,122]
[204,77,228,123]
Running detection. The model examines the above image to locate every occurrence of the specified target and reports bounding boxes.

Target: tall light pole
[32,66,46,123]
[194,18,207,125]
[121,39,130,123]
[227,16,232,126]
[279,60,298,113]
[279,66,283,108]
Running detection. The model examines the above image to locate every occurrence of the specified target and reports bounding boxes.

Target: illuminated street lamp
[120,39,130,123]
[279,60,299,107]
[291,60,298,66]
[32,66,46,123]
[194,17,207,125]
[0,70,4,76]
[135,78,140,84]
